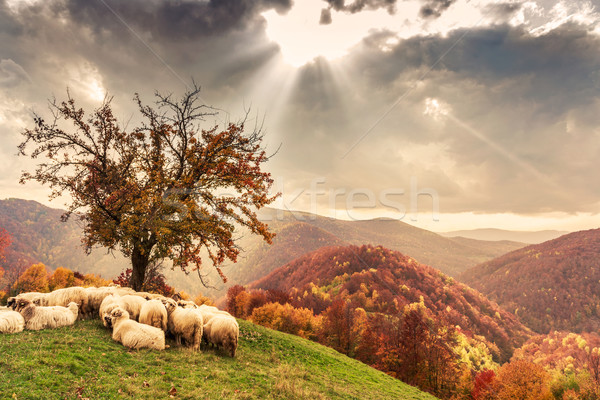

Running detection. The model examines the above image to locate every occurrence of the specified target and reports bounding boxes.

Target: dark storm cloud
[419,0,456,19]
[0,0,287,102]
[483,2,523,19]
[349,24,600,111]
[64,0,293,40]
[322,0,397,14]
[320,8,333,24]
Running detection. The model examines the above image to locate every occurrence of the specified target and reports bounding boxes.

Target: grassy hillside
[0,319,436,400]
[460,228,600,333]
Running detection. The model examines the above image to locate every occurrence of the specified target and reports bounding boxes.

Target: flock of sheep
[0,285,239,357]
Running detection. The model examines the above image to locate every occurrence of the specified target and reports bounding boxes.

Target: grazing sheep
[132,292,166,301]
[162,298,203,351]
[139,300,168,331]
[0,308,25,334]
[32,287,87,320]
[177,300,198,309]
[198,304,233,324]
[83,287,117,318]
[99,294,147,326]
[15,298,79,331]
[119,295,146,320]
[204,315,239,357]
[114,286,137,296]
[107,307,165,350]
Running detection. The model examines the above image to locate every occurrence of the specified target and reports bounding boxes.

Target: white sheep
[8,293,48,310]
[204,315,239,357]
[139,300,168,331]
[0,308,25,334]
[177,299,198,309]
[36,287,87,319]
[162,298,203,351]
[83,286,117,318]
[198,304,233,324]
[107,307,165,351]
[99,294,147,326]
[14,298,79,331]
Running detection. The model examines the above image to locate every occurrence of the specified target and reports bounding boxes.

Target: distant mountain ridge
[0,198,128,280]
[252,208,526,277]
[440,228,569,244]
[460,228,600,333]
[0,199,526,298]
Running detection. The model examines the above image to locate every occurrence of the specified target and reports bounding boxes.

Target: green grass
[0,319,437,400]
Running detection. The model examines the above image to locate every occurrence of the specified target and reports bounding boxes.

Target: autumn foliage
[7,263,111,298]
[462,228,600,333]
[19,85,277,291]
[12,263,50,294]
[225,244,534,398]
[250,244,531,361]
[113,267,174,297]
[478,360,553,400]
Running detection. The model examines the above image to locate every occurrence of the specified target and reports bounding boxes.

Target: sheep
[203,315,239,357]
[119,295,146,320]
[34,287,87,319]
[198,304,233,324]
[177,300,198,309]
[6,297,16,310]
[106,307,165,350]
[99,294,147,326]
[0,308,25,334]
[139,300,168,331]
[8,292,49,309]
[83,286,117,318]
[131,292,165,301]
[162,298,203,351]
[15,298,79,331]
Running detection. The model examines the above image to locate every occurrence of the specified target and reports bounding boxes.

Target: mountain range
[461,228,600,333]
[0,199,527,297]
[440,228,569,244]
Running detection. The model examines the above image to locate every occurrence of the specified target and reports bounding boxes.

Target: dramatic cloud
[322,0,397,14]
[270,23,600,215]
[0,59,31,88]
[320,7,333,24]
[419,0,457,18]
[0,0,599,229]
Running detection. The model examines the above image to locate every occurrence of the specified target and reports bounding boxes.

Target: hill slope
[203,209,526,297]
[0,199,525,297]
[250,244,532,361]
[0,198,128,278]
[440,228,568,244]
[257,209,526,277]
[460,229,600,333]
[0,319,436,400]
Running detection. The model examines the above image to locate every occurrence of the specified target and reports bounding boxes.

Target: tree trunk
[130,243,149,292]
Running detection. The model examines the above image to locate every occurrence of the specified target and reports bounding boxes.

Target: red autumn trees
[18,85,278,291]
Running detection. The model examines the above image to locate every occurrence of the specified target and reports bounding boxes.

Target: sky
[0,0,599,232]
